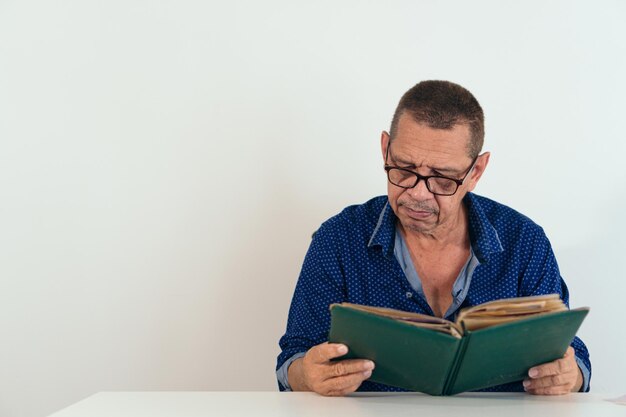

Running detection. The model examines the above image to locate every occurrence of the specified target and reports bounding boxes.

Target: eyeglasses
[384,145,478,196]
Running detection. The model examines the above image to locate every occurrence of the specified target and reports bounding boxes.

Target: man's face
[381,113,489,235]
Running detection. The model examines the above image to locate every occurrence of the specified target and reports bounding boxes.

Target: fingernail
[363,370,372,378]
[365,361,375,370]
[337,345,348,354]
[528,368,539,378]
[523,380,531,388]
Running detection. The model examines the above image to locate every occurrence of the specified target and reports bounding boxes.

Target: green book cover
[328,302,588,395]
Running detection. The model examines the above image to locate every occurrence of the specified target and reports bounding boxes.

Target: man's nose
[406,178,433,199]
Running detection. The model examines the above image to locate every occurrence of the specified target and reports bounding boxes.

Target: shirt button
[406,292,413,298]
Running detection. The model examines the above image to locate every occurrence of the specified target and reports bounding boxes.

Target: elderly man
[276,80,591,396]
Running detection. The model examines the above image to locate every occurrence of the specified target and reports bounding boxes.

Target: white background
[1,1,625,416]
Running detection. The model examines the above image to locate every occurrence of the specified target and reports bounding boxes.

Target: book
[327,294,589,395]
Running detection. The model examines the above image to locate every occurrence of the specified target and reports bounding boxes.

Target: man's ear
[467,152,490,192]
[381,131,390,163]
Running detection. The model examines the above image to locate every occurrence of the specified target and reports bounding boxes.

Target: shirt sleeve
[276,223,346,391]
[519,226,592,392]
[275,352,306,391]
[574,348,591,392]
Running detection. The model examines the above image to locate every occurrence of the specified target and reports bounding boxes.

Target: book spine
[442,332,471,395]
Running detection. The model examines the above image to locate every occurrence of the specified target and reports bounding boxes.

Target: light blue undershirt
[277,226,590,391]
[393,226,480,320]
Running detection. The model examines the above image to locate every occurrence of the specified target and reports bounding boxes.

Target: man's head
[381,81,490,236]
[389,80,484,158]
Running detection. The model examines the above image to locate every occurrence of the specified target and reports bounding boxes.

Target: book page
[456,294,568,331]
[333,303,463,338]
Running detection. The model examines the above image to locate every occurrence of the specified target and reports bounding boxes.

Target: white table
[48,391,626,417]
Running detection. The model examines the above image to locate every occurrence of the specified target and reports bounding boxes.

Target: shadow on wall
[555,192,626,393]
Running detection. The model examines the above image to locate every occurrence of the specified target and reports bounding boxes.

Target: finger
[523,372,572,389]
[310,343,348,364]
[325,380,364,397]
[326,383,363,397]
[528,357,573,379]
[564,346,574,358]
[322,370,372,396]
[526,384,571,396]
[326,359,375,379]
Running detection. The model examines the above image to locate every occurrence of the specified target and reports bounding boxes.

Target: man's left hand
[523,347,583,395]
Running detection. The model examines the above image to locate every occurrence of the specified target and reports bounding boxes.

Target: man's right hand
[287,342,375,396]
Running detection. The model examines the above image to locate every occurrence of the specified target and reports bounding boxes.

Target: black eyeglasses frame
[384,143,478,196]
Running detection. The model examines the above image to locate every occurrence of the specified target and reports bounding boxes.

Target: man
[276,80,591,396]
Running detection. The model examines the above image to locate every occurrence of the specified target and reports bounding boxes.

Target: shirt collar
[367,193,503,263]
[367,201,396,259]
[464,192,504,263]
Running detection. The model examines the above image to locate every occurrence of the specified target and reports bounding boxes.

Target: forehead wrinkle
[389,145,467,173]
[391,113,473,170]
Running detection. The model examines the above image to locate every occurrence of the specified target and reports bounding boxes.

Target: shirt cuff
[276,352,307,391]
[575,355,591,392]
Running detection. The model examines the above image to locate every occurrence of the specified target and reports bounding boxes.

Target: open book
[328,294,588,395]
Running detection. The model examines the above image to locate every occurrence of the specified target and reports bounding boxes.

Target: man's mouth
[406,207,432,216]
[401,204,437,219]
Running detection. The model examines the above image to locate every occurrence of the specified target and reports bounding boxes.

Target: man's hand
[287,342,375,396]
[523,347,583,395]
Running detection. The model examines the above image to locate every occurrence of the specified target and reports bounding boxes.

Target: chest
[344,245,520,316]
[409,242,470,281]
[409,247,471,317]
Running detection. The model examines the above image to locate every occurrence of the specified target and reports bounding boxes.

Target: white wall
[1,1,624,416]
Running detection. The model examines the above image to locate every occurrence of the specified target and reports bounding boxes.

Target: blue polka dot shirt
[276,193,591,392]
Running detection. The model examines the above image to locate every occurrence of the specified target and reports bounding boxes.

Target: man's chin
[399,217,438,234]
